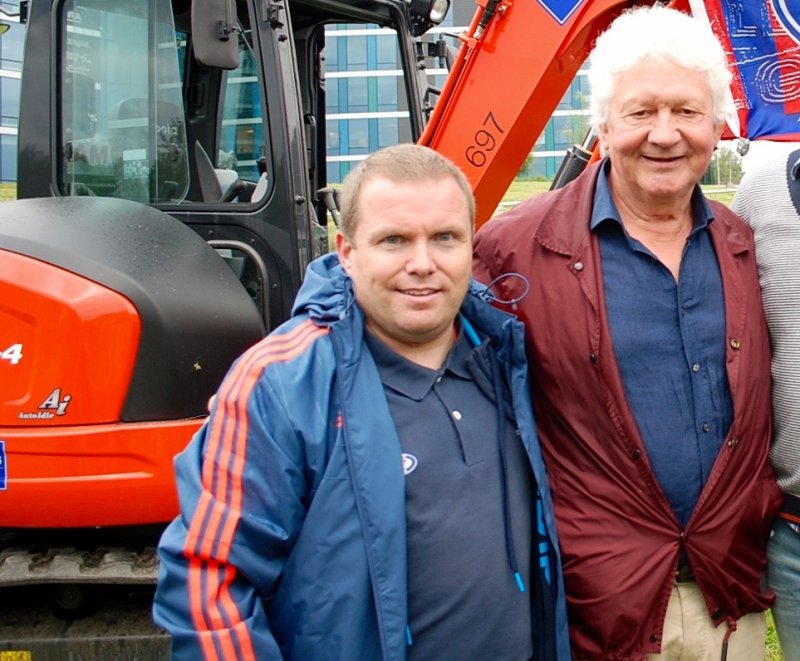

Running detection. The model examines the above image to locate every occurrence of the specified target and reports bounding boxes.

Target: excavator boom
[420,0,698,226]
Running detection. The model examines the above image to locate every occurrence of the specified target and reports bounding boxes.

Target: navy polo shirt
[365,329,534,661]
[591,167,733,529]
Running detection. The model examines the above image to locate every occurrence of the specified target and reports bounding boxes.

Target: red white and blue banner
[692,0,800,141]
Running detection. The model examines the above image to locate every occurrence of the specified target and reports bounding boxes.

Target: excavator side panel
[0,250,140,426]
[0,420,200,527]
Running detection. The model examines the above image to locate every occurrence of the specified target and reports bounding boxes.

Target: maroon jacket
[473,162,781,660]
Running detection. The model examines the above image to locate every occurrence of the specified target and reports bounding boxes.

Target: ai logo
[772,0,800,46]
[40,388,72,416]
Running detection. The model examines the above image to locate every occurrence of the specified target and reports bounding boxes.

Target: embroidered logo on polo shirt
[402,453,418,476]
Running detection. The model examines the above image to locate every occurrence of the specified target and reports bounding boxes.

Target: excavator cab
[2,0,448,536]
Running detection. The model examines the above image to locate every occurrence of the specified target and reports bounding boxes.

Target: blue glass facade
[0,0,591,186]
[324,25,422,183]
[321,2,591,183]
[0,1,22,183]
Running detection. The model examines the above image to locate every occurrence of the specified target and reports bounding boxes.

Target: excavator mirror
[192,0,239,69]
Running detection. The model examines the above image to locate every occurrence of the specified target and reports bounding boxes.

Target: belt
[778,492,800,525]
[675,560,695,583]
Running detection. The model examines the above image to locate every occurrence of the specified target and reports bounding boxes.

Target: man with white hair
[474,6,780,659]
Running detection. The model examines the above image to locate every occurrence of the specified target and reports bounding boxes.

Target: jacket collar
[534,158,751,259]
[534,160,602,258]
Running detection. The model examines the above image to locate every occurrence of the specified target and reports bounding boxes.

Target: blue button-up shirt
[591,167,733,529]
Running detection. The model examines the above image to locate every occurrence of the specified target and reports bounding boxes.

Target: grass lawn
[767,610,784,661]
[1,180,736,208]
[0,183,16,201]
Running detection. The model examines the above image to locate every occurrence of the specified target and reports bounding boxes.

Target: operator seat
[193,141,245,202]
[194,141,223,201]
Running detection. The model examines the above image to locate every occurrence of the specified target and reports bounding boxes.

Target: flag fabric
[692,0,800,141]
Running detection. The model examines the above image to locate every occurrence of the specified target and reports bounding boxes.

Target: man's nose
[406,240,436,274]
[648,109,681,145]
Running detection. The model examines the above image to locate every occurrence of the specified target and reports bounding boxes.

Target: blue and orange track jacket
[153,252,570,660]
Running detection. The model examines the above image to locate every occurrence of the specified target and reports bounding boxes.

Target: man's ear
[598,123,610,155]
[336,230,354,274]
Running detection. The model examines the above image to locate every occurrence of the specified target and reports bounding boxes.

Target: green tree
[706,146,743,186]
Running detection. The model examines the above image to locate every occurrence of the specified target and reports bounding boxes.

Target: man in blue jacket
[153,144,569,660]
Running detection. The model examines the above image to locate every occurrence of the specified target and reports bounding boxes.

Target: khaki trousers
[646,582,766,661]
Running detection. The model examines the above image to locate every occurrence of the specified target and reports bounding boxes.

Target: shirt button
[691,363,700,373]
[702,423,710,433]
[435,376,442,383]
[452,410,462,421]
[730,339,741,350]
[727,437,739,448]
[574,261,584,272]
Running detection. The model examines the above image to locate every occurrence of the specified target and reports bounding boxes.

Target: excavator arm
[419,0,691,227]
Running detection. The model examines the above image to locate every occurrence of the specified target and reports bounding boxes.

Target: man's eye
[383,235,402,245]
[437,232,454,242]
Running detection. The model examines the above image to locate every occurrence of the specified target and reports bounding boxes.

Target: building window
[347,77,368,113]
[346,35,368,71]
[0,133,16,182]
[1,76,20,129]
[376,34,398,70]
[0,21,23,71]
[347,119,369,154]
[376,77,398,112]
[377,117,398,147]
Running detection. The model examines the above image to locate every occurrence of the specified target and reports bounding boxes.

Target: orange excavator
[0,0,793,653]
[0,0,683,527]
[0,0,447,650]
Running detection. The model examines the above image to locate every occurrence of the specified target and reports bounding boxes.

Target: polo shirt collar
[364,327,473,402]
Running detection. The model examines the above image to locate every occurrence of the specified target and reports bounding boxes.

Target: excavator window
[58,0,190,203]
[56,0,271,206]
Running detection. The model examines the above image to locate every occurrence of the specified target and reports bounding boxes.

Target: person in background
[153,143,570,660]
[473,6,781,660]
[732,150,800,661]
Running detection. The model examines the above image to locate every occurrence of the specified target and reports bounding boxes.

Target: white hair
[588,5,733,131]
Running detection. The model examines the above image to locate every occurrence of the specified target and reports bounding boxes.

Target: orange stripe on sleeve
[182,320,330,656]
[221,564,258,660]
[189,321,323,557]
[189,558,220,661]
[198,323,328,560]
